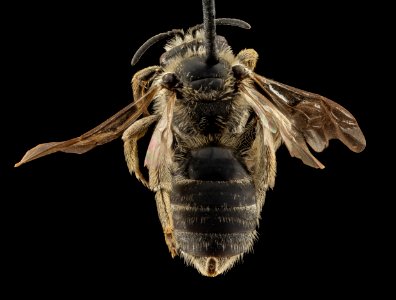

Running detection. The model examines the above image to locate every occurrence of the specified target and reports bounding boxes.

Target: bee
[15,0,366,276]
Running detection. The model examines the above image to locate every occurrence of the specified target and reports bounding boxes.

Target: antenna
[202,0,218,65]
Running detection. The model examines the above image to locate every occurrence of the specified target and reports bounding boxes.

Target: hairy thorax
[172,94,254,150]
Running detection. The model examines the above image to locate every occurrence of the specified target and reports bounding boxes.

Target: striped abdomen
[171,147,257,259]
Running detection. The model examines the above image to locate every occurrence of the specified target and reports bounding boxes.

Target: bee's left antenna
[131,29,184,66]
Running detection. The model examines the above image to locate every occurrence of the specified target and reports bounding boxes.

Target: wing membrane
[15,87,160,167]
[145,92,176,171]
[241,85,325,169]
[251,73,366,153]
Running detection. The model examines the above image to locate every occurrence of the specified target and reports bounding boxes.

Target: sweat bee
[15,0,366,277]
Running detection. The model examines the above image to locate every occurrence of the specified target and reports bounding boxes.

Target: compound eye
[162,73,179,89]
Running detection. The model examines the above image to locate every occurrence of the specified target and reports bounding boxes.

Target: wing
[241,85,325,169]
[145,92,176,171]
[15,86,160,167]
[242,73,366,168]
[144,92,176,190]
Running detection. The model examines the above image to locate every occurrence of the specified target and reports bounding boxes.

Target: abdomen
[170,147,258,274]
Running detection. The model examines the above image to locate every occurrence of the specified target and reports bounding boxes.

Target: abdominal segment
[170,147,257,258]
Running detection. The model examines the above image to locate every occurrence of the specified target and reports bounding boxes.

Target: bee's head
[173,56,229,91]
[131,0,250,95]
[160,32,234,93]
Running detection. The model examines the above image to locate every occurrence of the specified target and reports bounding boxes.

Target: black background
[3,1,388,298]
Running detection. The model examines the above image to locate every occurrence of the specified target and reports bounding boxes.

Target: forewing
[251,73,366,153]
[241,85,325,169]
[15,87,160,167]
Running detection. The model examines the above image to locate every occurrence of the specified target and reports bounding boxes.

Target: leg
[132,66,161,115]
[155,189,177,257]
[122,115,159,187]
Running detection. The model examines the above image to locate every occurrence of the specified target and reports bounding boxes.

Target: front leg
[132,66,161,115]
